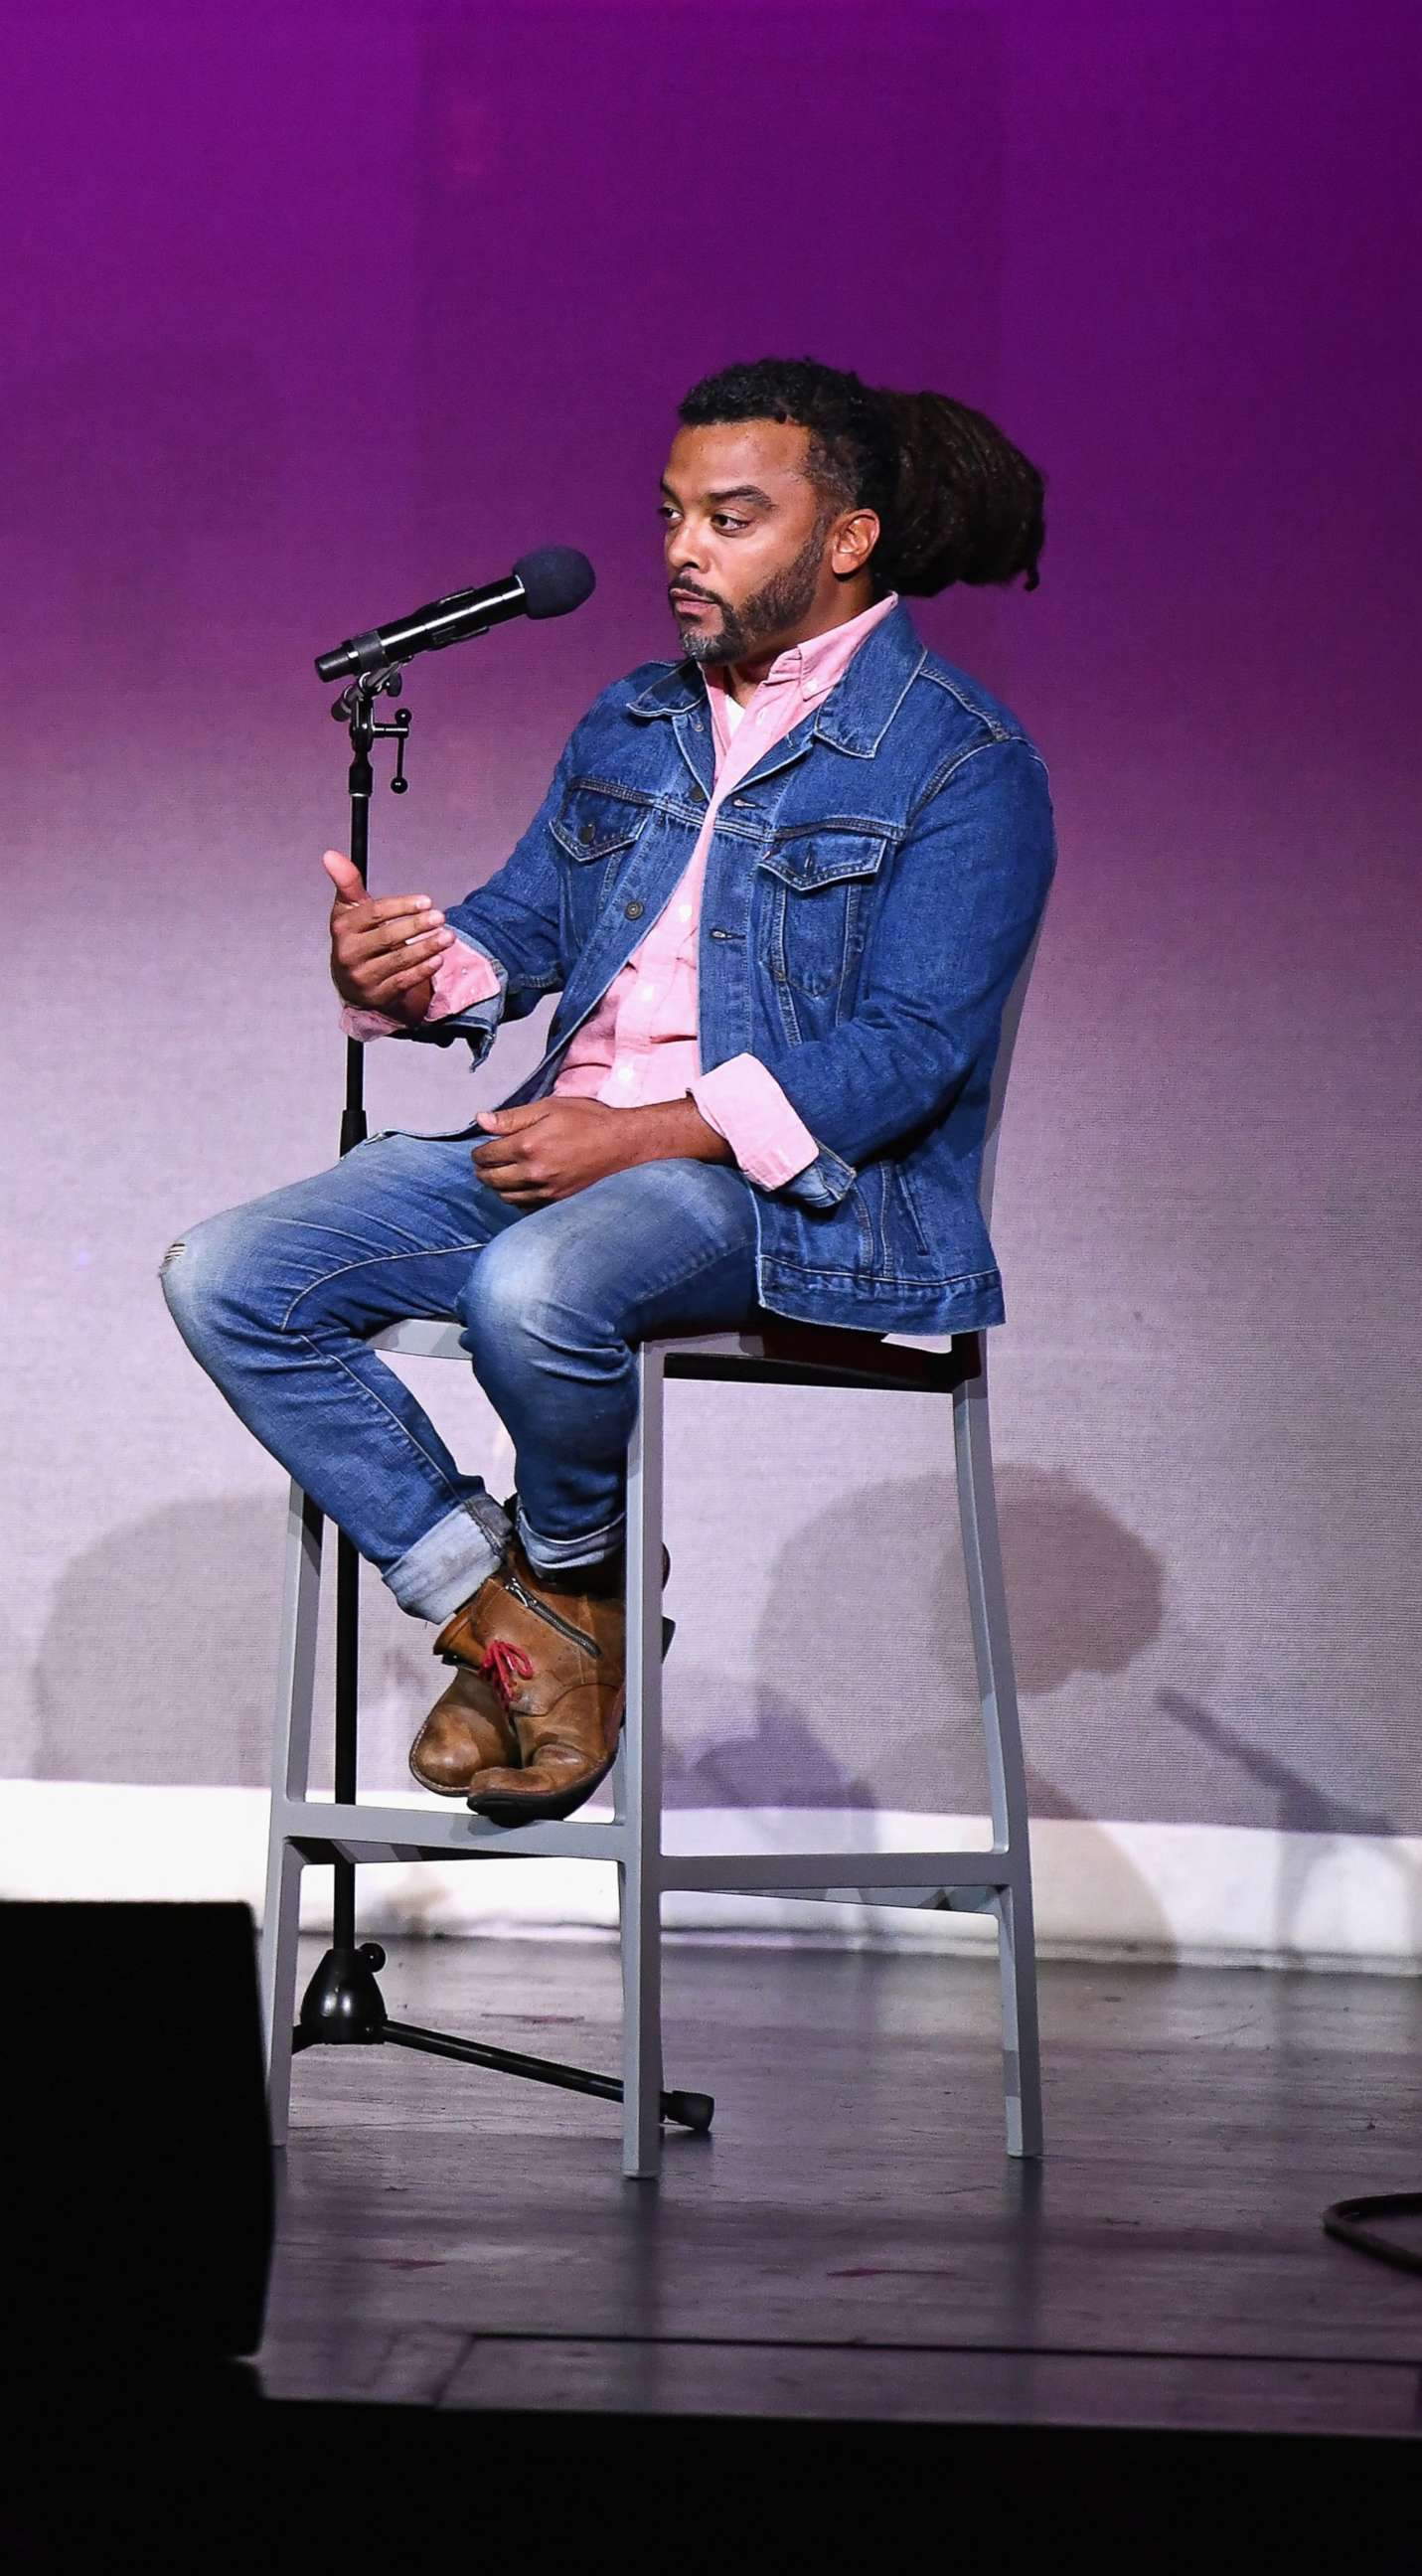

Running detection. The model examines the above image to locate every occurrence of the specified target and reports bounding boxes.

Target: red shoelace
[478,1638,535,1705]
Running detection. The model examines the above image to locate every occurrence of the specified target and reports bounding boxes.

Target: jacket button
[625,899,644,918]
[578,821,596,844]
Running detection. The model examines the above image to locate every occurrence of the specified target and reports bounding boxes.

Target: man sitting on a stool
[161,355,1055,1827]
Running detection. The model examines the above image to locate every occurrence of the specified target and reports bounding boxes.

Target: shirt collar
[709,587,901,713]
[780,589,899,683]
[625,594,926,758]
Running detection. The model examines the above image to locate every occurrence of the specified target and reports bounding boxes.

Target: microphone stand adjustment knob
[374,705,411,794]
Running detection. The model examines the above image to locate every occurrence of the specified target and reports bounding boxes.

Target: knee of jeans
[458,1227,563,1354]
[158,1212,237,1335]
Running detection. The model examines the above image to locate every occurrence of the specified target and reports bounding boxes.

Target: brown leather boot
[409,1497,522,1794]
[408,1622,523,1795]
[414,1525,675,1813]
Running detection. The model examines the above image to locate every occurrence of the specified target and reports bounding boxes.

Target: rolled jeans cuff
[385,1496,509,1625]
[515,1499,627,1575]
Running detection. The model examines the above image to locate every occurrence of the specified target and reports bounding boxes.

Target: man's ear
[830,508,880,579]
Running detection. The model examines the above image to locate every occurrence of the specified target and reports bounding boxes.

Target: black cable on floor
[1322,2189,1422,2275]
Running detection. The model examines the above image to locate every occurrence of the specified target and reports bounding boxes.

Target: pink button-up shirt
[343,589,899,1189]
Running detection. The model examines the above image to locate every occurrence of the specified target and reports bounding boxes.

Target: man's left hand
[473,1094,733,1203]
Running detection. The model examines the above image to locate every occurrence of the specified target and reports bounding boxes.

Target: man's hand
[324,848,455,1027]
[473,1094,734,1205]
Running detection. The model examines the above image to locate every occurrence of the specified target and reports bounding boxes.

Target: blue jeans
[160,1130,762,1624]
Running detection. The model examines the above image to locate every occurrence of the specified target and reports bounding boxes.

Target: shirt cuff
[688,1054,821,1190]
[339,935,503,1041]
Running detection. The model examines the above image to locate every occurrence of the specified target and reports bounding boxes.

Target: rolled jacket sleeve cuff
[338,935,505,1045]
[688,1054,823,1191]
[774,1138,860,1208]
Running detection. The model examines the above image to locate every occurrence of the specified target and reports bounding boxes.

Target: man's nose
[666,531,706,577]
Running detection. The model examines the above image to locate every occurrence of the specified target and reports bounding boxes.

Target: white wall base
[4,1783,1421,1973]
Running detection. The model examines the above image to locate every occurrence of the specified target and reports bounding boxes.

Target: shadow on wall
[26,1459,1167,1806]
[654,1458,1173,1957]
[1153,1684,1422,1967]
[30,1496,285,1789]
[21,1465,1173,1965]
[25,1491,894,1805]
[694,1461,1165,1821]
[26,1466,1422,1970]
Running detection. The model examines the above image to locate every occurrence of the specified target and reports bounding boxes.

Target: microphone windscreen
[515,545,596,619]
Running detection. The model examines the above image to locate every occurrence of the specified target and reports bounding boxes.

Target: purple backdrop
[5,0,1420,1856]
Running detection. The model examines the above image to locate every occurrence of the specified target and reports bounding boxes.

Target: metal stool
[260,930,1046,2179]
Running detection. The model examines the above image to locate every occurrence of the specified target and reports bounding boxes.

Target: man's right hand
[324,849,455,1026]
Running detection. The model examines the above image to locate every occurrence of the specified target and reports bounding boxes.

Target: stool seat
[374,1309,974,1390]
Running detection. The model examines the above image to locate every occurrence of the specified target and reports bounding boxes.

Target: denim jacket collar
[624,595,927,761]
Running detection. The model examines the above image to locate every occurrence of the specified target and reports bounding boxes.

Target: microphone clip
[332,659,412,797]
[330,658,405,724]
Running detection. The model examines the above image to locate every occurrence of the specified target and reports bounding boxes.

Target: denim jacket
[413,598,1055,1335]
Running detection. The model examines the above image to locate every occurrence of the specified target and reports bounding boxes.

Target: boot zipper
[503,1562,604,1657]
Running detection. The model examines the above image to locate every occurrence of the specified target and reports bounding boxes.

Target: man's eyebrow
[659,476,775,508]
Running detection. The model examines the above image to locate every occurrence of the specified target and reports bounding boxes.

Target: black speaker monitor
[3,1901,274,2359]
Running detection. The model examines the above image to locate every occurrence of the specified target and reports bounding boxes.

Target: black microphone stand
[290,659,712,2138]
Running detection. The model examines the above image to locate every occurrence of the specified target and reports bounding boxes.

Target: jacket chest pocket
[754,827,889,998]
[552,784,654,929]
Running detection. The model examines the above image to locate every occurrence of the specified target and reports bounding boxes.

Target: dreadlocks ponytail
[871,386,1045,596]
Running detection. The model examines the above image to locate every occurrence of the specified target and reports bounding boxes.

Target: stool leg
[261,1840,304,2149]
[618,1345,666,2180]
[993,1876,1044,2159]
[260,1481,324,2145]
[952,1346,1045,2160]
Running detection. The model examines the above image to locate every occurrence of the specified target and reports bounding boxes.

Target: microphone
[314,546,595,683]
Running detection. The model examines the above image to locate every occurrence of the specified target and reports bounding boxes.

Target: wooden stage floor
[256,1932,1422,2437]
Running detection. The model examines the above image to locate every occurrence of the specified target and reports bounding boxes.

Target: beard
[674,511,833,664]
